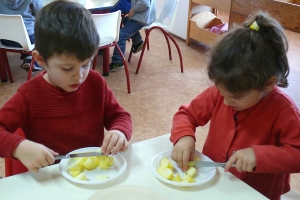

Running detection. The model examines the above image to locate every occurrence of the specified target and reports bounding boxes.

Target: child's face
[216,84,265,111]
[43,54,93,92]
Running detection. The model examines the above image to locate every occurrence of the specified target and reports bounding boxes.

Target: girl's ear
[264,76,277,91]
[32,50,46,67]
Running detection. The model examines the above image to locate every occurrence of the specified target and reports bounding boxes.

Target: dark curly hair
[207,11,289,94]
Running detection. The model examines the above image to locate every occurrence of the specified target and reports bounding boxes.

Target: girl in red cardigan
[170,12,300,200]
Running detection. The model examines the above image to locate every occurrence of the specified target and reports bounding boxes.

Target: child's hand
[224,147,256,173]
[101,130,128,155]
[13,140,59,173]
[171,136,195,172]
[128,8,135,18]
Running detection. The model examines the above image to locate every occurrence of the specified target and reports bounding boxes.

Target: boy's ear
[264,76,277,91]
[32,50,46,67]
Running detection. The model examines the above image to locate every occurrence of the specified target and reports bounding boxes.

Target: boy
[109,0,156,71]
[0,0,132,174]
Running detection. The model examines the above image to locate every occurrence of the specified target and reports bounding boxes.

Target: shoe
[109,62,124,72]
[20,59,42,72]
[132,41,144,54]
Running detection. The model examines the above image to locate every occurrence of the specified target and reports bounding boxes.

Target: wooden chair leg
[27,57,35,81]
[135,30,151,74]
[128,45,134,62]
[92,53,99,70]
[114,42,131,93]
[164,31,184,73]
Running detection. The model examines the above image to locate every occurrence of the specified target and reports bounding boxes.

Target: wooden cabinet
[229,0,300,33]
[186,0,231,46]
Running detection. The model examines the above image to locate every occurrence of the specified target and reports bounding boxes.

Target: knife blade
[196,161,236,168]
[54,152,105,160]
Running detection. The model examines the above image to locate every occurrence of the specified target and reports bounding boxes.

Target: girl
[170,12,300,200]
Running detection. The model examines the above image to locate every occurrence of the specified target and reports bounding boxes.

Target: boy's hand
[128,8,135,18]
[171,136,195,172]
[224,147,256,173]
[101,130,128,155]
[13,140,59,173]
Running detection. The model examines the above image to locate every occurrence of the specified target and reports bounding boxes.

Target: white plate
[151,150,216,187]
[59,147,127,185]
[87,185,170,200]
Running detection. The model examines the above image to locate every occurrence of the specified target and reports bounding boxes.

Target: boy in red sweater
[0,1,132,174]
[170,12,300,200]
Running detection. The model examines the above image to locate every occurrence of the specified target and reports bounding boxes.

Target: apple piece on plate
[157,166,174,180]
[83,156,99,170]
[74,172,87,180]
[160,157,173,169]
[182,175,196,183]
[186,166,197,178]
[172,174,182,182]
[194,156,201,162]
[188,161,196,167]
[69,170,81,177]
[68,159,84,172]
[107,156,114,166]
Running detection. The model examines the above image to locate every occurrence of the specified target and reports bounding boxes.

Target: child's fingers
[224,155,237,172]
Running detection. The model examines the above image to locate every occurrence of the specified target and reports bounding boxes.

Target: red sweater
[171,86,300,200]
[0,70,132,158]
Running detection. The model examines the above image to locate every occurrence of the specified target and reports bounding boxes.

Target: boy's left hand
[224,147,256,173]
[101,130,128,155]
[128,8,135,18]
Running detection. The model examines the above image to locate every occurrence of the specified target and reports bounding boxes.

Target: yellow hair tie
[250,21,260,31]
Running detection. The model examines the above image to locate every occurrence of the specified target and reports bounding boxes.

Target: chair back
[0,14,35,51]
[156,0,179,31]
[92,10,122,46]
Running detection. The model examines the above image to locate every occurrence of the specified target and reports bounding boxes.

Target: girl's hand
[13,140,59,173]
[101,130,128,155]
[224,147,256,173]
[171,136,195,172]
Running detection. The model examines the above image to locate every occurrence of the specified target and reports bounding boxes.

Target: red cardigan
[0,70,132,158]
[171,86,300,200]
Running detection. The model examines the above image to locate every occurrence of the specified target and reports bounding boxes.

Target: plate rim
[59,147,127,185]
[150,150,216,187]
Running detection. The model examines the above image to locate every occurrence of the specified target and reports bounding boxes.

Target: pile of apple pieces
[67,154,114,181]
[157,157,200,183]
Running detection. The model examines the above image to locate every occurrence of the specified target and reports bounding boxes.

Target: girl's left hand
[101,130,128,155]
[224,147,256,173]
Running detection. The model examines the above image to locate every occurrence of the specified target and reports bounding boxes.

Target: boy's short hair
[34,0,99,62]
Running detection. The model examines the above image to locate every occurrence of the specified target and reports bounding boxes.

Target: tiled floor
[0,26,299,193]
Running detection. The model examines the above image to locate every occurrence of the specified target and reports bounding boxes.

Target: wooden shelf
[186,0,231,46]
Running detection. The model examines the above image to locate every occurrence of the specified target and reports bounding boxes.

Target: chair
[128,0,183,74]
[92,11,131,93]
[0,14,36,82]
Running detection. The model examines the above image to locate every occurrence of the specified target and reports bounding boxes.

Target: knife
[54,152,105,160]
[196,161,236,168]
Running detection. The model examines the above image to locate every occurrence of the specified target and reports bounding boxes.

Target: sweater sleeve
[253,105,300,173]
[170,86,218,144]
[0,91,29,158]
[31,0,43,15]
[102,82,132,141]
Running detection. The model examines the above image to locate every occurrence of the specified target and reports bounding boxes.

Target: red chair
[128,0,183,74]
[91,11,131,93]
[0,14,36,82]
[5,128,28,177]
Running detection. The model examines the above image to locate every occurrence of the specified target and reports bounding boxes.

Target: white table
[0,134,268,199]
[42,0,119,11]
